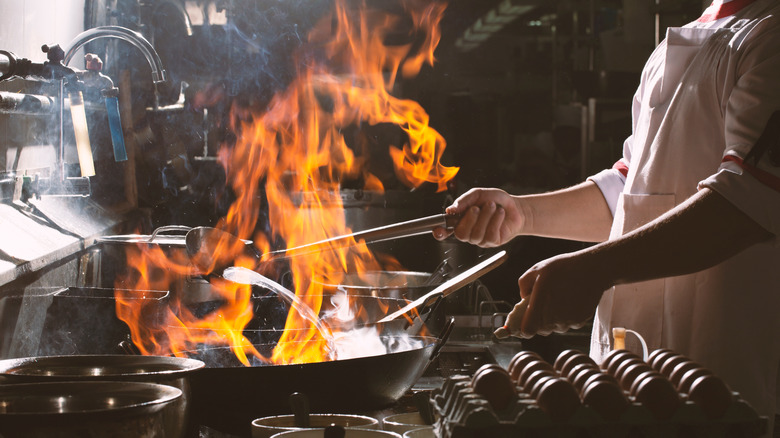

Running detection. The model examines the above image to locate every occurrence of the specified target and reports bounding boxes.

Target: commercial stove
[193,325,529,438]
[2,278,765,438]
[0,279,529,438]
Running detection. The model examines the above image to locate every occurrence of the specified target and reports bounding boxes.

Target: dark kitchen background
[0,0,704,365]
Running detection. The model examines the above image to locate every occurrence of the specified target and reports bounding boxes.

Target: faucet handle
[41,44,65,63]
[85,53,103,71]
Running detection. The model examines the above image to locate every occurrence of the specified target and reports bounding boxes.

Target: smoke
[331,327,425,360]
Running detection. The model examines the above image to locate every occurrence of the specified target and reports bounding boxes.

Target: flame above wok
[115,0,458,367]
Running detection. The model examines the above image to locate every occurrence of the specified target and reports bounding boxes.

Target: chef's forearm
[584,188,773,286]
[519,180,614,242]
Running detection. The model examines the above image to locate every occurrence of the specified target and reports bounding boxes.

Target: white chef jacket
[587,0,780,432]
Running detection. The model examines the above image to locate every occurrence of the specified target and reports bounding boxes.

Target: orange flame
[116,0,455,366]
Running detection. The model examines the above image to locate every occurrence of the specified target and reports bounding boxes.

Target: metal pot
[0,381,182,438]
[97,226,232,310]
[0,287,169,357]
[318,271,437,301]
[0,355,204,438]
[314,271,447,335]
[251,413,379,438]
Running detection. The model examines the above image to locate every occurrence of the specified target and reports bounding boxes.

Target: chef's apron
[591,25,719,359]
[590,20,780,436]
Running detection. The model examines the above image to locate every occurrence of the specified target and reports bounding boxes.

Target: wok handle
[148,225,192,242]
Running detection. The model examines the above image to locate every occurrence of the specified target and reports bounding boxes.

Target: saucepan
[252,392,381,438]
[272,430,401,438]
[317,268,450,301]
[0,381,182,438]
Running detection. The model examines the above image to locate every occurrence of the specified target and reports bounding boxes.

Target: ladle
[222,266,336,358]
[185,213,460,274]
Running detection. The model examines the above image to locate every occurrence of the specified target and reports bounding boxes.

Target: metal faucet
[63,26,167,85]
[61,26,167,165]
[0,26,167,199]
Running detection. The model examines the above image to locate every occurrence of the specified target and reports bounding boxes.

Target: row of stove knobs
[469,348,734,422]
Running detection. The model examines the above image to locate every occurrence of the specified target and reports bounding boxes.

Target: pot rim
[0,380,181,418]
[252,413,379,429]
[0,354,205,380]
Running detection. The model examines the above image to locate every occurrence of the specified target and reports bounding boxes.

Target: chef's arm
[438,181,613,245]
[517,180,614,242]
[506,187,773,338]
[589,187,772,285]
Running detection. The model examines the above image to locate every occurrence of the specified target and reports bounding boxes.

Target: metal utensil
[289,392,310,428]
[325,425,346,438]
[422,258,452,286]
[185,213,460,274]
[378,250,508,323]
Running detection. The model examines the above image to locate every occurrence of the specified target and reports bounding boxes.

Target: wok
[187,328,451,437]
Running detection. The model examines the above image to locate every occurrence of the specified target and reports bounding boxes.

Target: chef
[435,0,780,434]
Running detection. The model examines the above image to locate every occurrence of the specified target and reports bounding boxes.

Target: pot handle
[429,316,455,361]
[148,225,192,242]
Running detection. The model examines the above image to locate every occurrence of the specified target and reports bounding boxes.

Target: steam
[332,328,425,360]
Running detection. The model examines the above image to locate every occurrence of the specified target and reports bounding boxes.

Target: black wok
[187,328,450,437]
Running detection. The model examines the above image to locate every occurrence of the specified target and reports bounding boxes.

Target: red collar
[698,0,757,22]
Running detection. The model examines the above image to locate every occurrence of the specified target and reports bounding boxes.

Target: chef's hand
[433,188,524,247]
[495,251,609,339]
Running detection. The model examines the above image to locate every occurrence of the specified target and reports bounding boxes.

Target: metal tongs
[186,213,460,274]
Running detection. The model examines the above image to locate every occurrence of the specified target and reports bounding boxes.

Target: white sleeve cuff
[587,168,626,217]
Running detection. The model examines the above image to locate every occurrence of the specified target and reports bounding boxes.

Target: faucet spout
[63,26,167,84]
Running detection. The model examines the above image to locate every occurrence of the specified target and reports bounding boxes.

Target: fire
[116,0,456,366]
